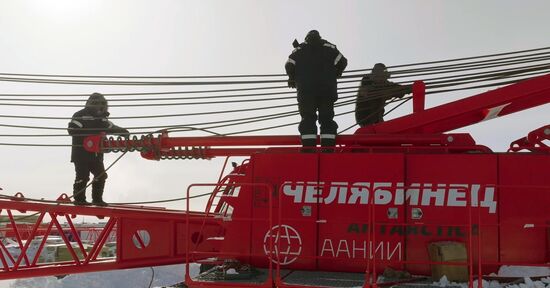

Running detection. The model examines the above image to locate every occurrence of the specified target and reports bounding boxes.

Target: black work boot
[92,181,108,207]
[74,199,92,206]
[320,137,336,153]
[301,138,317,153]
[92,199,108,207]
[73,180,91,206]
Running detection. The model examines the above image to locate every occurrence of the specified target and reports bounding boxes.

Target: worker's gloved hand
[115,128,130,139]
[287,79,296,89]
[98,111,110,118]
[407,84,414,94]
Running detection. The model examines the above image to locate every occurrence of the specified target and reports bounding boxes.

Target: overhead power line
[1,45,549,78]
[0,69,544,142]
[0,46,548,147]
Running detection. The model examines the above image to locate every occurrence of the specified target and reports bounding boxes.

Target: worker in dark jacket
[355,63,412,127]
[68,92,129,206]
[285,30,347,150]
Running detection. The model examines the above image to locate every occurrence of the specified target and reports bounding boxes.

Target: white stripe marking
[334,53,342,65]
[323,43,336,49]
[71,120,83,128]
[320,134,336,139]
[286,58,296,65]
[482,104,509,121]
[301,134,317,139]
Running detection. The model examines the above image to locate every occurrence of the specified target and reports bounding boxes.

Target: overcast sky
[0,0,548,214]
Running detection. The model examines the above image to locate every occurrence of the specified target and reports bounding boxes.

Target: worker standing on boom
[285,30,347,151]
[355,63,412,127]
[68,92,129,206]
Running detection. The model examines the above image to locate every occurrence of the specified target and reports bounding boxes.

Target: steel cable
[347,46,550,73]
[1,45,549,78]
[0,47,547,87]
[0,69,547,142]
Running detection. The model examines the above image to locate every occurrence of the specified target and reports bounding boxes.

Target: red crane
[0,74,549,287]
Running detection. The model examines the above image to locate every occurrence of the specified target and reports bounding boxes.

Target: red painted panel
[176,220,223,259]
[215,181,257,264]
[318,153,406,273]
[249,152,319,270]
[405,154,499,274]
[120,218,172,261]
[499,154,550,264]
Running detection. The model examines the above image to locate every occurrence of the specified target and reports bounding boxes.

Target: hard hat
[371,63,390,79]
[85,92,108,114]
[305,30,321,42]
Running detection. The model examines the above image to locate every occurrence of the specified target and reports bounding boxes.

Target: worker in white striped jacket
[285,30,347,151]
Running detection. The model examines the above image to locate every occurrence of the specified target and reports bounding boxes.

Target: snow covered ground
[431,275,550,288]
[427,266,550,288]
[2,265,550,288]
[0,263,199,288]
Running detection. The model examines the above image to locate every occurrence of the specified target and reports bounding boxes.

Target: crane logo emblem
[263,224,302,265]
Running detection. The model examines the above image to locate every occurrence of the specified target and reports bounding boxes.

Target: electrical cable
[390,54,550,75]
[0,60,547,110]
[218,95,399,136]
[390,57,550,80]
[0,85,360,102]
[0,46,548,88]
[0,88,361,108]
[0,92,365,134]
[148,267,155,288]
[0,59,545,104]
[0,61,542,108]
[0,54,544,87]
[0,85,289,97]
[337,98,411,134]
[2,47,549,217]
[400,63,550,83]
[222,72,548,136]
[111,191,215,205]
[1,45,549,78]
[0,76,297,86]
[346,46,550,73]
[0,69,546,142]
[0,49,548,145]
[0,151,128,222]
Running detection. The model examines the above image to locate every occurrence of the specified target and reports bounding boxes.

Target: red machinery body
[0,74,549,286]
[200,147,549,275]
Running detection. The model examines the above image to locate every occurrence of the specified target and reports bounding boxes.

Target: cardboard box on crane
[428,241,468,282]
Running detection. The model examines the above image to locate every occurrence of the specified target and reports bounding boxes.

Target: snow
[3,264,550,288]
[2,263,199,288]
[499,266,550,278]
[429,276,550,288]
[429,269,550,288]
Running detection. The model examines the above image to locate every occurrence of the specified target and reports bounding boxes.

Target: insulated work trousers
[355,108,384,127]
[355,97,385,127]
[298,95,338,147]
[73,159,108,202]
